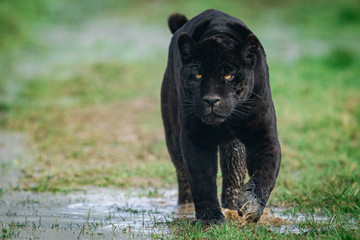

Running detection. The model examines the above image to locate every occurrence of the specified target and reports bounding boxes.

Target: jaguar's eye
[195,73,202,79]
[224,74,233,80]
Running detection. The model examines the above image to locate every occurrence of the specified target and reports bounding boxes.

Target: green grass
[0,222,23,239]
[0,0,52,52]
[0,0,359,238]
[158,217,359,240]
[269,51,360,216]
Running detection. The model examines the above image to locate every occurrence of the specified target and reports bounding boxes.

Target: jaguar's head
[178,32,260,126]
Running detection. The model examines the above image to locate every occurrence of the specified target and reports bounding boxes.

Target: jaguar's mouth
[201,112,227,125]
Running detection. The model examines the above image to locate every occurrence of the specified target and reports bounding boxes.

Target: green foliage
[267,51,360,217]
[162,218,360,239]
[325,48,356,69]
[0,0,50,51]
[0,222,22,239]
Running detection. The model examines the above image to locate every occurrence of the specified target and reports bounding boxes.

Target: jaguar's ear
[241,34,260,66]
[178,33,195,63]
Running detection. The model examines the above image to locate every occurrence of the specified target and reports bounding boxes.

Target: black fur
[161,9,281,223]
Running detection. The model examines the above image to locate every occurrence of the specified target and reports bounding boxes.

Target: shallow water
[1,187,312,239]
[0,188,184,239]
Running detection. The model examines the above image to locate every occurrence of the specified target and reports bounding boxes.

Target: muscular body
[161,9,281,223]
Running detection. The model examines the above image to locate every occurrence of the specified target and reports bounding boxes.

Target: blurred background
[0,0,359,220]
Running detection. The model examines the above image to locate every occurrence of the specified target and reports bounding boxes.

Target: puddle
[0,186,337,239]
[0,188,181,239]
[0,189,290,239]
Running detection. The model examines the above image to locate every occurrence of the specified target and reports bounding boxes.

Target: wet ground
[0,184,332,238]
[0,131,318,239]
[0,180,303,239]
[0,130,322,239]
[0,131,179,239]
[0,187,182,239]
[0,187,297,239]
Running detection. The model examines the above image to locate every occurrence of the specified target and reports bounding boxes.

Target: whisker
[251,92,265,103]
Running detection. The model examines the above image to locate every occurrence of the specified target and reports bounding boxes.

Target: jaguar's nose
[203,95,221,107]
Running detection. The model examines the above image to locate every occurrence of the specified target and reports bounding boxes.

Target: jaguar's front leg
[219,140,247,210]
[238,128,281,222]
[180,129,224,224]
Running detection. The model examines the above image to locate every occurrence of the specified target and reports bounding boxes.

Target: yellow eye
[224,74,232,80]
[195,73,202,79]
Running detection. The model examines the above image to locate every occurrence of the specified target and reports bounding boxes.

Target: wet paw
[236,181,265,222]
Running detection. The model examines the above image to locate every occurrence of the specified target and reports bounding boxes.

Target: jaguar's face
[178,33,260,126]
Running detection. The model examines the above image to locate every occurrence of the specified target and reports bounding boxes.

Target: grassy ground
[0,0,359,239]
